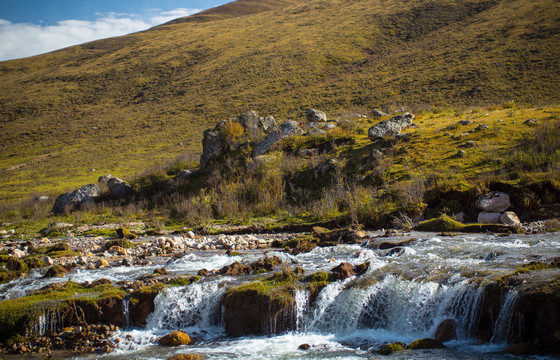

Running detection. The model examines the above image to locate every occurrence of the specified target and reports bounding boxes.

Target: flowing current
[10,232,560,359]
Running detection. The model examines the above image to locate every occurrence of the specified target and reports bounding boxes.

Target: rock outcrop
[306,108,327,122]
[52,183,101,214]
[200,128,226,167]
[253,120,303,156]
[368,113,414,140]
[238,111,277,134]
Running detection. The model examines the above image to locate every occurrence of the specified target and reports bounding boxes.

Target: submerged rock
[330,262,369,280]
[406,338,445,350]
[433,319,457,342]
[158,330,194,346]
[376,342,405,355]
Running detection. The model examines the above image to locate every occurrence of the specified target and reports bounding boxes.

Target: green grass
[0,0,559,203]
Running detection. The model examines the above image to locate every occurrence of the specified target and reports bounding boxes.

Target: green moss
[415,215,465,232]
[116,228,137,239]
[5,257,28,273]
[0,281,125,342]
[105,238,135,249]
[168,275,201,286]
[304,271,331,284]
[377,342,406,355]
[407,338,446,350]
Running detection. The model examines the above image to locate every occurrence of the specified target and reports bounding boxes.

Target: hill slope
[0,0,559,202]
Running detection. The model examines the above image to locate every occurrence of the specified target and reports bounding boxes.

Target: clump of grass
[415,214,465,232]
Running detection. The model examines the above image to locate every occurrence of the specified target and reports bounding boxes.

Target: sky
[0,0,228,61]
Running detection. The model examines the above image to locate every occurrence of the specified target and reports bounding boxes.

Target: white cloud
[0,8,200,61]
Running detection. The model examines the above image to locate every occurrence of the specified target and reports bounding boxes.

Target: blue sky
[0,0,228,61]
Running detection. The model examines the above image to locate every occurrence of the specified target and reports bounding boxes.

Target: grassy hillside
[0,0,559,203]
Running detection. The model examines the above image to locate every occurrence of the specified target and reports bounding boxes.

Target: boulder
[476,192,511,212]
[96,258,109,268]
[158,330,194,346]
[371,108,387,117]
[237,111,278,135]
[253,121,303,156]
[330,262,369,280]
[368,113,414,140]
[44,265,67,278]
[109,245,127,255]
[52,183,101,214]
[477,211,502,224]
[106,176,134,200]
[455,212,466,223]
[406,338,445,350]
[11,248,26,259]
[306,108,327,122]
[200,129,226,167]
[376,342,405,355]
[500,211,521,225]
[218,262,252,276]
[433,318,457,342]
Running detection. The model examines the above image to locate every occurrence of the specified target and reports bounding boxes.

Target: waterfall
[294,289,309,332]
[296,274,485,340]
[122,297,131,330]
[490,290,519,344]
[146,279,229,332]
[29,309,62,337]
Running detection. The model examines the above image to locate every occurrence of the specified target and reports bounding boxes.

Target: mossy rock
[415,215,465,232]
[6,257,28,273]
[168,275,201,286]
[377,342,406,355]
[406,338,446,350]
[44,264,67,278]
[0,269,17,284]
[105,238,135,249]
[116,228,137,240]
[305,271,331,284]
[23,257,45,269]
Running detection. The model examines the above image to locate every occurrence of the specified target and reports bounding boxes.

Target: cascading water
[490,290,519,344]
[69,232,559,359]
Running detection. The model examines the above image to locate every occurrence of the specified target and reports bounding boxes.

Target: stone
[44,265,67,278]
[306,108,327,122]
[477,211,502,224]
[200,129,225,167]
[459,120,473,125]
[186,231,196,239]
[407,338,445,350]
[433,319,457,342]
[176,169,198,183]
[106,176,134,200]
[96,258,109,268]
[218,262,252,276]
[261,116,278,134]
[40,238,51,244]
[237,110,261,133]
[376,342,405,355]
[109,246,127,255]
[368,113,414,140]
[384,247,405,257]
[474,124,489,131]
[52,183,101,214]
[158,330,194,346]
[371,108,387,117]
[456,149,466,158]
[316,158,338,175]
[500,211,521,225]
[97,174,113,185]
[298,344,310,350]
[43,256,54,266]
[330,262,369,280]
[476,192,511,212]
[11,248,26,258]
[253,120,303,156]
[455,212,466,223]
[34,196,50,202]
